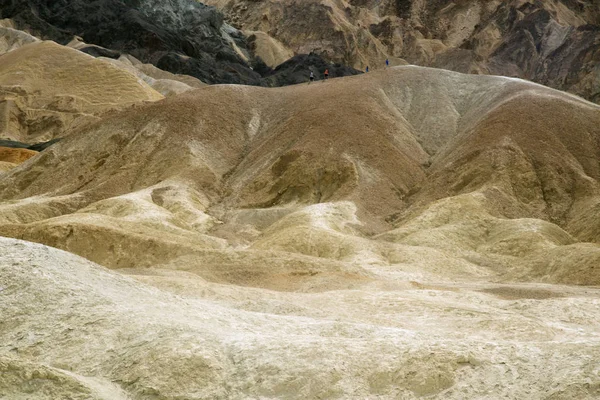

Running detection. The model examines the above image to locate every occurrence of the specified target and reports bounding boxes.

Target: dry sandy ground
[1,65,600,398]
[2,237,600,399]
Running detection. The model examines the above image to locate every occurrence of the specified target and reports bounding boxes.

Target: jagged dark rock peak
[0,0,360,86]
[462,2,600,103]
[401,0,600,103]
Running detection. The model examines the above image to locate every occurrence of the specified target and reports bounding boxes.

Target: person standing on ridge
[366,66,369,73]
[386,59,389,68]
[309,71,314,83]
[324,68,329,80]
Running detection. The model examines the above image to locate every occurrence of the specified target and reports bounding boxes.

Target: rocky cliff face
[205,0,600,102]
[0,0,360,85]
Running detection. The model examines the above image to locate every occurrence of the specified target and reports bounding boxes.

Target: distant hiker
[309,71,314,83]
[366,66,369,73]
[385,59,389,67]
[324,68,329,80]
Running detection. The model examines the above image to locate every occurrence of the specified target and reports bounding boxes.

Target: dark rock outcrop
[0,0,360,86]
[78,45,122,59]
[261,53,363,86]
[462,3,600,103]
[0,0,262,84]
[0,140,29,149]
[27,138,62,152]
[387,0,600,103]
[0,139,61,152]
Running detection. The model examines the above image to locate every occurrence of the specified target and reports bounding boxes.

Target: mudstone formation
[0,1,600,399]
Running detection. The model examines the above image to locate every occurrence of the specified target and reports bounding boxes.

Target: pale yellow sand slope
[1,67,600,399]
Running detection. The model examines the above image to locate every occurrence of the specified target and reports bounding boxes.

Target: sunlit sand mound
[99,56,201,97]
[0,41,163,142]
[0,67,599,290]
[2,237,600,399]
[379,192,600,285]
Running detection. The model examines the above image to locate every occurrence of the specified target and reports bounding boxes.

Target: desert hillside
[0,40,163,142]
[1,48,600,397]
[5,0,597,100]
[205,0,600,103]
[1,4,600,398]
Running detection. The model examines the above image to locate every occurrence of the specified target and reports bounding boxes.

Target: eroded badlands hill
[205,0,600,102]
[0,41,163,142]
[1,68,600,399]
[0,0,360,86]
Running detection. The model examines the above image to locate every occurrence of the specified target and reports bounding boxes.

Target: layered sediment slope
[205,0,600,102]
[0,41,163,142]
[0,18,39,54]
[1,68,600,398]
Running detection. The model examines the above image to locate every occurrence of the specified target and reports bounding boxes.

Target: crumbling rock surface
[204,0,600,102]
[2,236,600,400]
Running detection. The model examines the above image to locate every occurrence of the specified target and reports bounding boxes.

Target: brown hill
[0,41,163,142]
[67,36,207,97]
[0,66,598,287]
[0,146,37,164]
